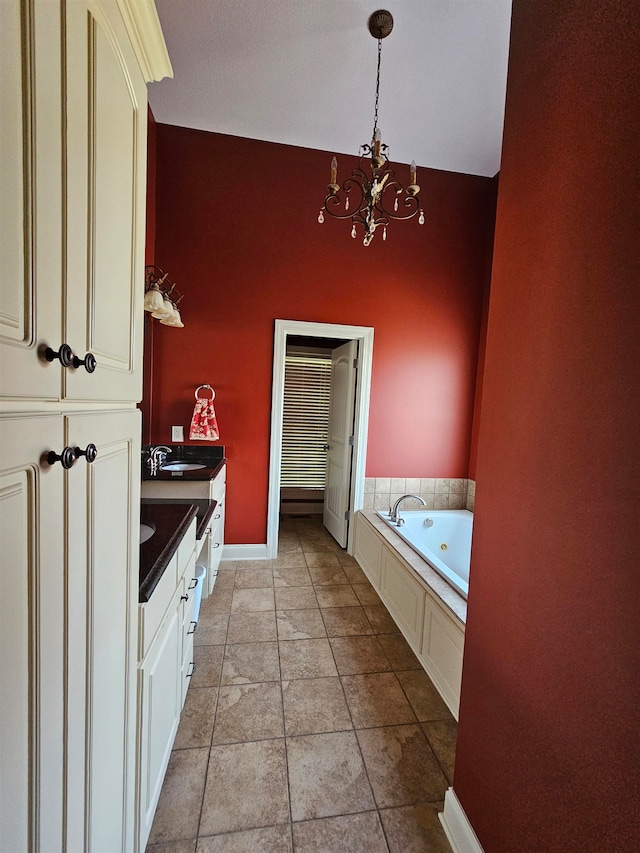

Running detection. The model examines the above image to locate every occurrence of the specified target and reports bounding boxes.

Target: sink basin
[160,462,206,472]
[140,522,156,544]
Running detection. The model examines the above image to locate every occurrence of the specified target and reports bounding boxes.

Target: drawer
[180,554,198,617]
[211,466,226,504]
[177,518,197,578]
[139,553,178,659]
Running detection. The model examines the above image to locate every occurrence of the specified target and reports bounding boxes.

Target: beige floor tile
[336,554,360,567]
[363,605,401,634]
[315,585,360,608]
[356,725,448,808]
[287,731,374,821]
[379,802,451,853]
[273,552,308,569]
[329,636,392,676]
[376,633,422,669]
[199,740,289,836]
[292,811,387,853]
[227,610,277,643]
[218,560,237,572]
[196,824,292,853]
[230,587,275,613]
[235,559,274,570]
[304,552,341,568]
[396,669,452,720]
[276,609,327,641]
[308,566,350,586]
[300,541,338,554]
[351,583,382,606]
[209,571,234,591]
[340,563,369,584]
[422,719,458,784]
[212,682,284,744]
[221,642,280,685]
[277,537,303,553]
[273,567,313,587]
[199,589,233,615]
[320,607,373,637]
[233,568,274,589]
[173,687,217,750]
[147,747,209,845]
[278,639,338,680]
[341,673,417,728]
[275,586,318,610]
[281,677,352,736]
[190,645,224,689]
[147,839,196,853]
[193,614,228,646]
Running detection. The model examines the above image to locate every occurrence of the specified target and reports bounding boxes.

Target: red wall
[454,1,640,849]
[151,127,495,543]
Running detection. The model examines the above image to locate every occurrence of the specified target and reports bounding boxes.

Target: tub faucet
[389,494,427,526]
[148,445,171,476]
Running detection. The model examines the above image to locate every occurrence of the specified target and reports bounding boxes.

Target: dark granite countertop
[141,445,226,482]
[139,503,199,603]
[196,501,217,540]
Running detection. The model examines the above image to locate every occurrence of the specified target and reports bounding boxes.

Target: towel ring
[195,384,215,400]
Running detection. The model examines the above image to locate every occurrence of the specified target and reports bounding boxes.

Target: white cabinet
[137,520,197,852]
[353,512,466,719]
[0,1,171,849]
[142,462,227,597]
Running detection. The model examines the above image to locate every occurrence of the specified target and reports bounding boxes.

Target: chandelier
[318,9,424,247]
[143,265,185,328]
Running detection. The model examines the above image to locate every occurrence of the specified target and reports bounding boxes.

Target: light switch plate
[171,425,184,442]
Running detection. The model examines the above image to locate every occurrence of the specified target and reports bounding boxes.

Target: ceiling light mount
[318,9,424,246]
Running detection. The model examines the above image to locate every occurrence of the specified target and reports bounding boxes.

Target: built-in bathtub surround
[466,480,476,512]
[364,477,469,512]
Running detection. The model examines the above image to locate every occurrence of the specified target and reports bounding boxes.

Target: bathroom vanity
[142,446,227,595]
[137,503,200,851]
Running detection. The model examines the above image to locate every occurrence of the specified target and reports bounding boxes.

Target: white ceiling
[149,0,512,178]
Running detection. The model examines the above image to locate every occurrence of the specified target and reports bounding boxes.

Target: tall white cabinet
[0,2,171,851]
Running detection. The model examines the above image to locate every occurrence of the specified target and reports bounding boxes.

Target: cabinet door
[0,415,65,851]
[381,548,425,652]
[138,603,182,852]
[0,0,63,401]
[65,409,141,852]
[64,0,147,403]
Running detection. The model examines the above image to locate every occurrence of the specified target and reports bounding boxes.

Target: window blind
[280,353,331,488]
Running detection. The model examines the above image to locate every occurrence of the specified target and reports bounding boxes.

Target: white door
[323,340,358,546]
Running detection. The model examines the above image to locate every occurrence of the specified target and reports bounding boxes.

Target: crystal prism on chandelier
[318,9,425,246]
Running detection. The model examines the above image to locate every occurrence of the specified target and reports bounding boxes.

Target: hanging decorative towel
[189,385,219,441]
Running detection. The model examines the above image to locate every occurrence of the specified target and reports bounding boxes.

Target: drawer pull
[74,443,98,464]
[204,527,212,535]
[187,621,198,635]
[188,578,198,590]
[47,446,76,469]
[72,351,97,373]
[44,343,74,368]
[214,513,221,520]
[186,662,196,677]
[213,542,220,549]
[181,593,189,602]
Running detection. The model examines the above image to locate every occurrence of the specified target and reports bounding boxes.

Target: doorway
[267,320,374,558]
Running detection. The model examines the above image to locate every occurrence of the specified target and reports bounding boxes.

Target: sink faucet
[389,494,427,526]
[148,445,171,476]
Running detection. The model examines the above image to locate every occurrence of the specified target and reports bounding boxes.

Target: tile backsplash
[363,477,476,512]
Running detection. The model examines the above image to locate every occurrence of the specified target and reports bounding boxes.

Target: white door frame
[267,319,374,558]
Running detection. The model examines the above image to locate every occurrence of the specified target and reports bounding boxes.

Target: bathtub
[376,509,472,599]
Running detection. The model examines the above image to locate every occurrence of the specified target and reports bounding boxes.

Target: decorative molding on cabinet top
[440,788,484,853]
[116,0,173,82]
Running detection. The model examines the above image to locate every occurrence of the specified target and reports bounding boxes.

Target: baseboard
[222,544,269,561]
[440,788,484,853]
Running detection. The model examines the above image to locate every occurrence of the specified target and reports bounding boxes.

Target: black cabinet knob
[47,447,76,469]
[180,594,189,602]
[72,352,97,373]
[45,344,75,368]
[74,444,98,464]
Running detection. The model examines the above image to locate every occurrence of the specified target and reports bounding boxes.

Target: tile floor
[147,516,456,852]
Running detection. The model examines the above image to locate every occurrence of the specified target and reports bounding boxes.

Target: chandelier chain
[372,36,382,139]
